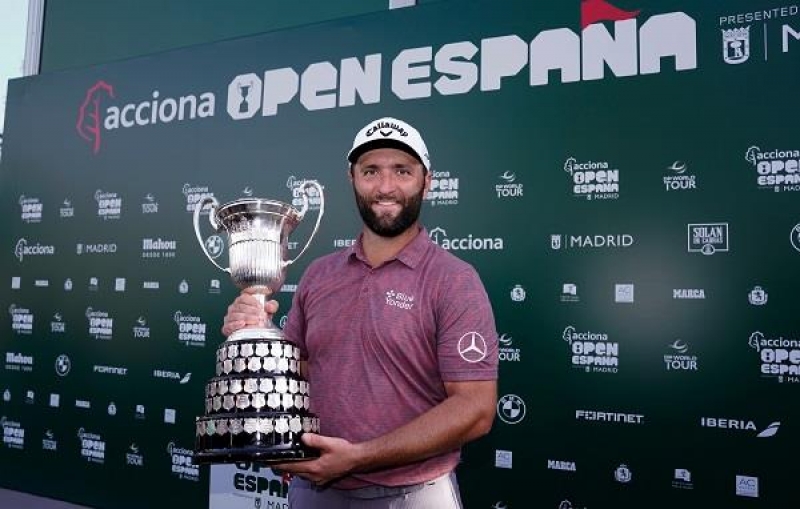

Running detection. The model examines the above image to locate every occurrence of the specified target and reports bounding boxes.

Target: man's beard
[354,185,424,238]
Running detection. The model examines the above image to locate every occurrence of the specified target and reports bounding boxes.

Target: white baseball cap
[347,117,431,171]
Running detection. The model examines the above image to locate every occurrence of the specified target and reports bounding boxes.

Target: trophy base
[194,412,320,465]
[194,445,320,465]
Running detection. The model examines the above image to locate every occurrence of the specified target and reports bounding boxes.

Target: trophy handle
[285,180,324,267]
[193,196,230,274]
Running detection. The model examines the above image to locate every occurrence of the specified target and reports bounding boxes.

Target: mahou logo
[77,81,114,154]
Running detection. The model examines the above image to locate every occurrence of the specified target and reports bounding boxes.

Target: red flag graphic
[581,0,640,30]
[76,80,114,154]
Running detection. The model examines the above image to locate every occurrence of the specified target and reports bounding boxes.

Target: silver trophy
[192,180,324,464]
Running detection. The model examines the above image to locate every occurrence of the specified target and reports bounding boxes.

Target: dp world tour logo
[77,81,114,154]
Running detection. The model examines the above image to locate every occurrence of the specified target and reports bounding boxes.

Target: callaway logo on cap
[347,117,431,170]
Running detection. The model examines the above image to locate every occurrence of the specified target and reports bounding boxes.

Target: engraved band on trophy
[192,180,324,464]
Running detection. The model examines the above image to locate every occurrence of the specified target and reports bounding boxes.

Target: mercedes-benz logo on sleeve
[457,332,488,363]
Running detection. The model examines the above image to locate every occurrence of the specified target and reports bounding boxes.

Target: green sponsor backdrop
[1,1,798,507]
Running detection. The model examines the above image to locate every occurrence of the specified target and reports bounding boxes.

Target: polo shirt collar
[348,226,431,269]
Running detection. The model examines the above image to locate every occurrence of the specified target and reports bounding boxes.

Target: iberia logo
[581,0,640,29]
[76,80,114,154]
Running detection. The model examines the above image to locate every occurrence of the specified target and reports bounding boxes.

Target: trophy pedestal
[194,336,320,465]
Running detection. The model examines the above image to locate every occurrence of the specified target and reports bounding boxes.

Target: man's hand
[221,289,279,337]
[272,433,362,487]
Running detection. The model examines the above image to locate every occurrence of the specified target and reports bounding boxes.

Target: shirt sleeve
[282,266,310,359]
[435,266,498,382]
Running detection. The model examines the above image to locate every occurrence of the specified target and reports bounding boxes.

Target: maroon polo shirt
[283,227,498,488]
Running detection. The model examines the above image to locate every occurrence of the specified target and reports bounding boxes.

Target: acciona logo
[14,238,55,262]
[76,80,215,154]
[563,157,620,200]
[745,145,800,193]
[749,331,800,383]
[429,227,504,251]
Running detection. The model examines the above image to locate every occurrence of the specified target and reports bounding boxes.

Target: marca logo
[429,226,504,251]
[77,80,214,154]
[547,459,576,472]
[673,288,705,299]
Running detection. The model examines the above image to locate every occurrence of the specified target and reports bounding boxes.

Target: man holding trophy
[221,117,498,508]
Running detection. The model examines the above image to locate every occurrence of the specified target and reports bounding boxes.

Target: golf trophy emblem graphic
[192,180,324,463]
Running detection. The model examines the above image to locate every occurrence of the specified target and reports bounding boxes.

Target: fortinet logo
[575,409,644,424]
[93,365,128,376]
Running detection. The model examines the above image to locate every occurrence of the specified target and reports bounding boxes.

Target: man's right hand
[221,290,279,337]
